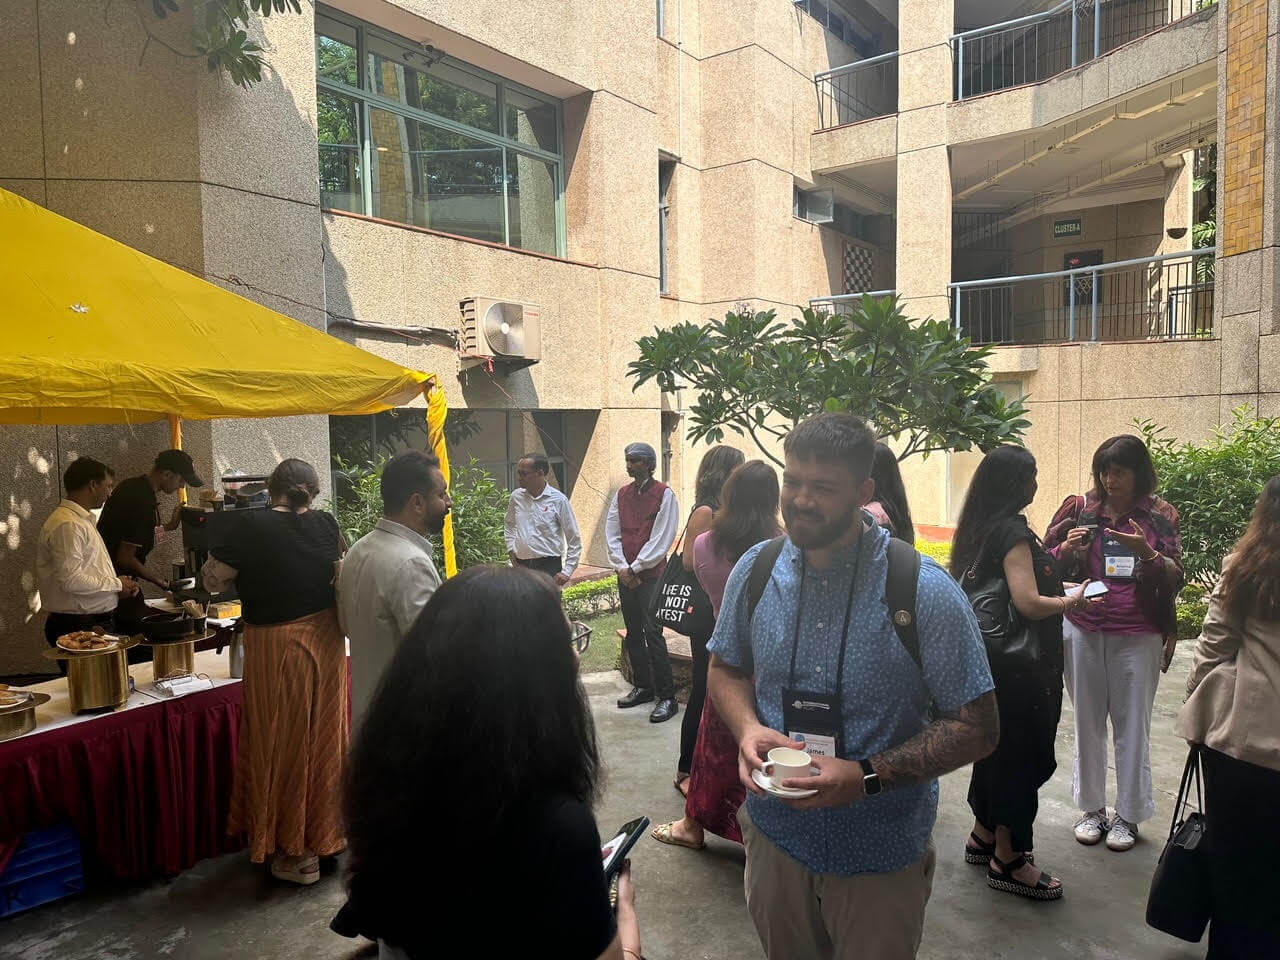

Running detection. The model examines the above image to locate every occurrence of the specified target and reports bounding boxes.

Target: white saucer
[752,766,819,799]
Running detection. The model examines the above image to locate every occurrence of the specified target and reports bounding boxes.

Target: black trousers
[1202,746,1280,959]
[618,576,674,699]
[677,627,712,773]
[44,611,116,676]
[514,556,563,579]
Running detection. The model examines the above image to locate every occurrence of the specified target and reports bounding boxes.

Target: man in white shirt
[339,449,452,731]
[36,457,140,661]
[605,442,681,723]
[505,453,582,586]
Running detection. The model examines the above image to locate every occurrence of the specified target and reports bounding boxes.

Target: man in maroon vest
[606,441,681,722]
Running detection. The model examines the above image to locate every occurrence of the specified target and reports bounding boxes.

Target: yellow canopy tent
[0,186,455,575]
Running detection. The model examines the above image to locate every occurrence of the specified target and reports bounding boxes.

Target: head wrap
[624,442,657,469]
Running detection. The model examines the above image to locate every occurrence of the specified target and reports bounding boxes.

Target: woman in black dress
[950,445,1099,901]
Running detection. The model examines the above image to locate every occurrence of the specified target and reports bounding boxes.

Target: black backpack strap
[885,537,922,671]
[746,536,788,623]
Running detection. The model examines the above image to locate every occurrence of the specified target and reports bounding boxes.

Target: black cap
[155,449,204,487]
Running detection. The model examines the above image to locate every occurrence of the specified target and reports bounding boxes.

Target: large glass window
[315,8,565,256]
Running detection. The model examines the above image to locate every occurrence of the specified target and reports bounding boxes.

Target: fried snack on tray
[57,631,115,651]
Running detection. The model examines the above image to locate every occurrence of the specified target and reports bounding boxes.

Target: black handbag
[1146,746,1211,943]
[961,549,1039,669]
[649,524,714,638]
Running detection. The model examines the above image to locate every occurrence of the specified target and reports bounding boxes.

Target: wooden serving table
[0,649,245,880]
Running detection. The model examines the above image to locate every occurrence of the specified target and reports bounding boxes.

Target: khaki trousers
[739,804,936,960]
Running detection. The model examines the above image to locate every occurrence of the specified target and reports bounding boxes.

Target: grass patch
[578,610,625,674]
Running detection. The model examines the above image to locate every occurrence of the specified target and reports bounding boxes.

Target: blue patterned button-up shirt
[707,518,993,876]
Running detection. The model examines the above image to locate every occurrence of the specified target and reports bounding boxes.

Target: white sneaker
[1106,817,1138,851]
[1074,809,1109,845]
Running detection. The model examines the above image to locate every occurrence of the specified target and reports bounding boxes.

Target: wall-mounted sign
[1053,218,1083,238]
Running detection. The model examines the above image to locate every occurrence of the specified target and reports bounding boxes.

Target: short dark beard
[782,501,859,549]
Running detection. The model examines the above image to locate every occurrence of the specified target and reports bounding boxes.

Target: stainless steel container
[228,628,245,680]
[0,692,52,742]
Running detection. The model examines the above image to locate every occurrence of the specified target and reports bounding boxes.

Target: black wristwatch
[859,758,882,796]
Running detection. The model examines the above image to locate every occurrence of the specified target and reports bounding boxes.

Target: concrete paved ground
[1,650,1207,960]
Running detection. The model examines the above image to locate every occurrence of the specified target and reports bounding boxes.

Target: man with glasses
[505,453,581,587]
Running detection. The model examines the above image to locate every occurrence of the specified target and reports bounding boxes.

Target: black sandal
[987,854,1063,901]
[964,831,994,865]
[673,773,690,798]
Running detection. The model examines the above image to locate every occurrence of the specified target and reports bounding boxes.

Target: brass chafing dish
[142,633,213,680]
[43,635,143,712]
[0,690,53,741]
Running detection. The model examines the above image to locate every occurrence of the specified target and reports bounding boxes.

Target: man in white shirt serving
[505,453,582,586]
[606,441,681,723]
[36,457,140,659]
[339,449,452,731]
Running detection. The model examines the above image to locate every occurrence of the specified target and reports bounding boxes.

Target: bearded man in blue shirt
[708,412,999,960]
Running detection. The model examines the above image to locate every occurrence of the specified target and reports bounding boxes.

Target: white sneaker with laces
[1106,817,1138,851]
[1074,809,1109,845]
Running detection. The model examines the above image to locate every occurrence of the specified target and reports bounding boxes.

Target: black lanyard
[786,533,864,697]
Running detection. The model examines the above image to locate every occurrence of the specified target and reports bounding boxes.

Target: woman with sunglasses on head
[1045,435,1184,853]
[334,566,642,960]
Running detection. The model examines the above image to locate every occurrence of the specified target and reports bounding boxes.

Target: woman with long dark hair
[673,445,745,795]
[652,460,780,851]
[203,458,346,885]
[951,445,1097,900]
[1045,435,1184,852]
[867,441,915,543]
[336,566,641,960]
[1177,477,1280,958]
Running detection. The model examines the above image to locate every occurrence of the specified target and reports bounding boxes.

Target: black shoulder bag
[1146,746,1211,943]
[649,520,715,638]
[961,533,1040,670]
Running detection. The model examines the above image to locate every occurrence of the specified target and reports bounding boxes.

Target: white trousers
[1062,621,1163,824]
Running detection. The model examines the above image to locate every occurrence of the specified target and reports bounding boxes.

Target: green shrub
[1139,408,1280,588]
[916,538,952,568]
[333,456,509,571]
[1177,598,1210,640]
[563,576,621,621]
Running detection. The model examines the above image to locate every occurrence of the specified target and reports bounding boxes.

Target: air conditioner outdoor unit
[458,297,542,372]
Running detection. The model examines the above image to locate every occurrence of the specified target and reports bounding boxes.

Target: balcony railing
[953,0,1215,100]
[809,290,897,315]
[950,249,1215,345]
[816,52,899,130]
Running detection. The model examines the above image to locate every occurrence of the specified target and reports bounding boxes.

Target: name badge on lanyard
[781,545,862,760]
[1102,529,1138,580]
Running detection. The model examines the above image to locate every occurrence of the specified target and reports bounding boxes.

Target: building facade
[1,0,1277,674]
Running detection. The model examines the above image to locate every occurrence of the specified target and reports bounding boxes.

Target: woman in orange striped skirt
[203,458,347,885]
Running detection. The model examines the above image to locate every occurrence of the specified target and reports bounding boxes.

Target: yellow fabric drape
[0,185,458,574]
[425,382,456,578]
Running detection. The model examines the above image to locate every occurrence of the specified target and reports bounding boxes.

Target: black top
[97,476,160,568]
[982,515,1065,677]
[211,509,342,625]
[333,794,617,959]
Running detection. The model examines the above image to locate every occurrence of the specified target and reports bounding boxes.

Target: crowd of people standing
[30,412,1279,959]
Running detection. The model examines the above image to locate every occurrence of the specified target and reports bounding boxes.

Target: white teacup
[762,746,813,784]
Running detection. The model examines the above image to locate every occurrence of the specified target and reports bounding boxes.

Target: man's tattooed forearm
[872,691,999,789]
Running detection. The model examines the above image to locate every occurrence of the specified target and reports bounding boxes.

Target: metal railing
[809,290,897,315]
[816,52,899,129]
[953,0,1215,100]
[950,249,1215,345]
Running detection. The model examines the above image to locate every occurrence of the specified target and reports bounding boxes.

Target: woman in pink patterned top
[651,461,780,851]
[1044,435,1184,853]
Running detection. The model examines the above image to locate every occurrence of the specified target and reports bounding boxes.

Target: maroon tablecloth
[0,683,244,881]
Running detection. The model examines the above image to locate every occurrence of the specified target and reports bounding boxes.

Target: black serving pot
[141,613,206,641]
